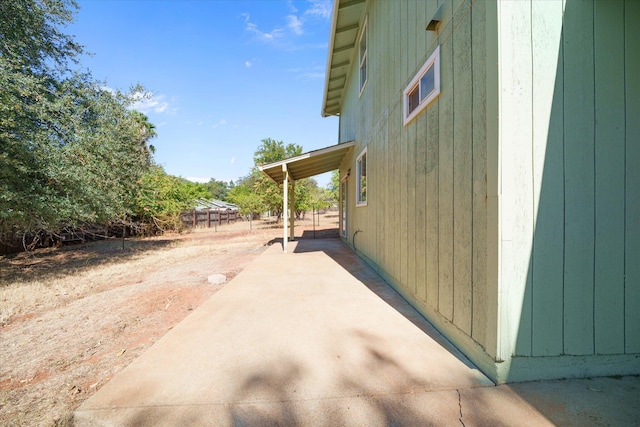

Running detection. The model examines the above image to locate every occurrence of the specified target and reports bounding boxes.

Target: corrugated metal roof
[258,141,355,184]
[195,199,238,211]
[321,0,368,117]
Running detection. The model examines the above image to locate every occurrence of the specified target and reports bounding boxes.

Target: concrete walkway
[76,238,640,426]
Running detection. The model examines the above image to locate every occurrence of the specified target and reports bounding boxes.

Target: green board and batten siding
[337,0,496,369]
[334,0,639,383]
[496,0,640,380]
[625,0,640,355]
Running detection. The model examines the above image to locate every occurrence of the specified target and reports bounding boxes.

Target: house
[317,0,639,383]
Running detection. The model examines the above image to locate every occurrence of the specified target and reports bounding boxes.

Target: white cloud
[287,15,304,35]
[130,91,174,115]
[230,156,236,165]
[245,60,252,68]
[242,1,331,47]
[304,0,332,19]
[245,21,285,42]
[287,1,298,14]
[212,119,227,128]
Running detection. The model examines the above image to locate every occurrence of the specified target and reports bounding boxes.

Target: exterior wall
[496,0,640,381]
[337,0,499,378]
[335,0,640,383]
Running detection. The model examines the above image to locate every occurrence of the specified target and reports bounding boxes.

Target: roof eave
[321,0,367,118]
[258,141,355,184]
[321,0,341,117]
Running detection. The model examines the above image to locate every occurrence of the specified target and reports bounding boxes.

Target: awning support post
[282,164,288,253]
[289,179,295,242]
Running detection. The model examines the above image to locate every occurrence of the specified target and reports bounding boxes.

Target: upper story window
[356,148,367,206]
[358,17,368,96]
[403,46,440,125]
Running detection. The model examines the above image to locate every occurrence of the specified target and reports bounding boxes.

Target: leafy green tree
[328,170,340,203]
[0,0,83,75]
[0,0,156,242]
[204,178,230,201]
[252,138,303,220]
[134,166,209,232]
[293,177,320,219]
[130,109,157,154]
[227,184,263,220]
[253,138,302,165]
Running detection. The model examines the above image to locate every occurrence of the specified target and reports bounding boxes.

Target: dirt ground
[0,213,339,426]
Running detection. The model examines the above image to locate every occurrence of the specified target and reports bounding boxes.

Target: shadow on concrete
[293,238,479,372]
[229,345,454,426]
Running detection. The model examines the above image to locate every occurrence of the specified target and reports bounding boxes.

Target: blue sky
[70,0,338,186]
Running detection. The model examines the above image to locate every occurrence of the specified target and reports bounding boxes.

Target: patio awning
[257,141,354,253]
[258,141,355,184]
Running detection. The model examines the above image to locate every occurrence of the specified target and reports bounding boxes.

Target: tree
[328,169,340,203]
[0,0,156,243]
[134,166,209,233]
[253,138,302,165]
[294,177,320,219]
[0,0,83,76]
[227,184,263,221]
[204,178,230,201]
[252,138,303,220]
[130,109,157,154]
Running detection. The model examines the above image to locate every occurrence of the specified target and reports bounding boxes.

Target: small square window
[403,46,440,125]
[356,148,367,206]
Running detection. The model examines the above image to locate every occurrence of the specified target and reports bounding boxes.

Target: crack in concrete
[457,389,465,427]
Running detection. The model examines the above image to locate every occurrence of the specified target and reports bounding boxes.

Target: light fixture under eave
[426,3,443,31]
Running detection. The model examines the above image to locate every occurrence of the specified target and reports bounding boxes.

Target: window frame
[340,176,348,238]
[356,148,367,206]
[358,17,368,96]
[403,45,441,126]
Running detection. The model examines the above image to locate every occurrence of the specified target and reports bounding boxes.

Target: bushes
[134,166,210,234]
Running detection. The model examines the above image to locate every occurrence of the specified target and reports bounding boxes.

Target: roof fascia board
[339,0,365,10]
[258,141,355,172]
[321,0,341,117]
[258,141,355,183]
[321,0,367,117]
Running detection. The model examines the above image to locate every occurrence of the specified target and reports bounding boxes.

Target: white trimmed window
[358,17,368,95]
[356,148,367,206]
[403,46,440,125]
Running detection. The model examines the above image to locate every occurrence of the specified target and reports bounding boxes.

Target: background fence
[180,208,238,229]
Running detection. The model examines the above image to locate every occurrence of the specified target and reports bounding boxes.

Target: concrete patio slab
[75,238,640,426]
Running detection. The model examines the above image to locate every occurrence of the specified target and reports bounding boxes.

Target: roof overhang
[258,141,355,184]
[321,0,368,117]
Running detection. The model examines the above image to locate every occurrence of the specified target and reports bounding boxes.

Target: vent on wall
[426,3,443,31]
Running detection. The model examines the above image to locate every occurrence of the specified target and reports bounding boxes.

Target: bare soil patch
[0,214,338,426]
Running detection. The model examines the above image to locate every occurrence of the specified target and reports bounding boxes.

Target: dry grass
[1,239,174,326]
[0,214,338,426]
